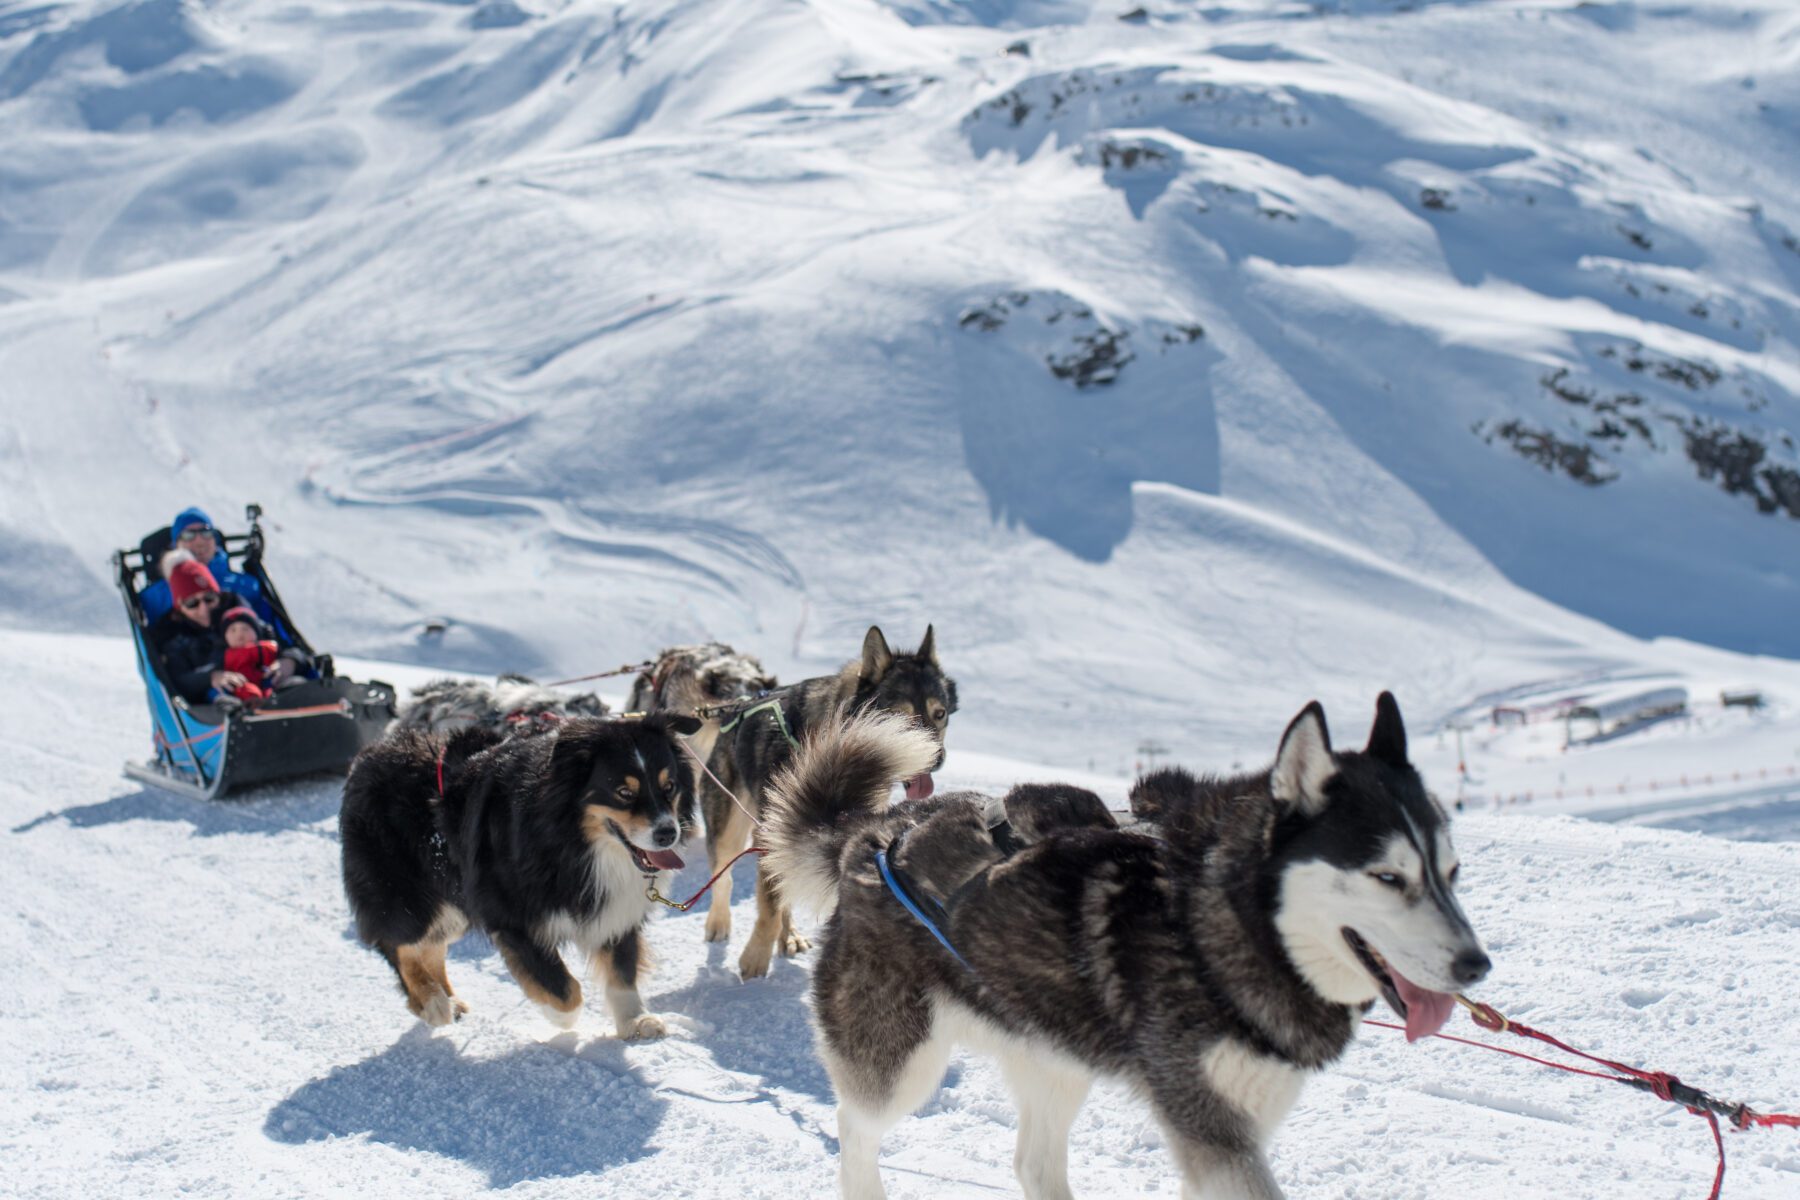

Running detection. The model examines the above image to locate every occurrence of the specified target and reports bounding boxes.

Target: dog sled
[114,504,396,801]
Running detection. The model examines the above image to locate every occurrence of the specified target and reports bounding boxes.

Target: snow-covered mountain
[3,0,1800,752]
[4,0,1800,766]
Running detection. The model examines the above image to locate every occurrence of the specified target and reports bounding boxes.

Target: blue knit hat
[170,507,213,539]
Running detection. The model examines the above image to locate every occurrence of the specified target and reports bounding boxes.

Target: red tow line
[1366,996,1800,1198]
[644,846,766,912]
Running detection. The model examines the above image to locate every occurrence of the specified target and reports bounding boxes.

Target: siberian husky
[762,695,1488,1199]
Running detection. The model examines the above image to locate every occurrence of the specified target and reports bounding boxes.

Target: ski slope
[3,628,1799,1199]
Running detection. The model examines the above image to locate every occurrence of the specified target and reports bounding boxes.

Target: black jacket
[149,592,308,704]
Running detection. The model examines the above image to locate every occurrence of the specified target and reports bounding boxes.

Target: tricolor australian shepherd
[339,712,702,1039]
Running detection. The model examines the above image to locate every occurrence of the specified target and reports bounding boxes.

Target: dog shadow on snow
[648,860,964,1109]
[265,1024,668,1186]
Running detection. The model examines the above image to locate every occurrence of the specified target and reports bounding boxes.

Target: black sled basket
[114,504,396,800]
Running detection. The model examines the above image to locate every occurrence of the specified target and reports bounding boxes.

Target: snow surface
[5,0,1800,1196]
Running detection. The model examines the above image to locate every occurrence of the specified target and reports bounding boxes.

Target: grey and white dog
[392,674,609,737]
[762,695,1488,1200]
[627,641,778,766]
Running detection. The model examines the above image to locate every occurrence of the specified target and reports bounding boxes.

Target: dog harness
[716,694,799,750]
[875,845,970,970]
[875,819,1025,974]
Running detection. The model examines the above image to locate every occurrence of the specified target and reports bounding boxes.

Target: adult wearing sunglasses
[149,560,307,705]
[139,507,272,625]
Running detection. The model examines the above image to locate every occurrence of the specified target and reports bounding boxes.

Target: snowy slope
[4,629,1800,1199]
[1,0,1799,774]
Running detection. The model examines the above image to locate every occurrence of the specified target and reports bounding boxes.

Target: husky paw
[703,908,732,943]
[738,942,773,980]
[621,1013,668,1041]
[780,932,811,957]
[536,1002,582,1031]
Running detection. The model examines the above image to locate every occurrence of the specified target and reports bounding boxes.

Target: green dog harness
[717,695,799,750]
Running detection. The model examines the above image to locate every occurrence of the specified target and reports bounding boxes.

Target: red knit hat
[168,559,220,606]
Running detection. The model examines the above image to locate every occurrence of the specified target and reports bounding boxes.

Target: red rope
[1365,999,1800,1199]
[1363,1019,1626,1083]
[646,846,767,912]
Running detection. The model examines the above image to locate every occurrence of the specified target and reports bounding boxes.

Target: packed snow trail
[3,629,1798,1198]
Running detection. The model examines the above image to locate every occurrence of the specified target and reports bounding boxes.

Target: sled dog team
[340,626,1489,1199]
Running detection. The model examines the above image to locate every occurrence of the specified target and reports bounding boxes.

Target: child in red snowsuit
[219,606,281,704]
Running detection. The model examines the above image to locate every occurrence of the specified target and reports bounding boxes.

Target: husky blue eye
[1371,872,1406,890]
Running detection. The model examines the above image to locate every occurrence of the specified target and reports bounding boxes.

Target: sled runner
[114,504,396,800]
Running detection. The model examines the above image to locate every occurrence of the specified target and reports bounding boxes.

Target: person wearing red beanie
[168,560,221,611]
[149,563,308,705]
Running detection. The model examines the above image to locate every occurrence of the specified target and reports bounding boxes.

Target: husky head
[549,713,705,876]
[1270,693,1489,1041]
[850,625,958,801]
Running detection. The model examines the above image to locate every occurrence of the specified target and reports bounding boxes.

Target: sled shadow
[11,775,344,838]
[265,1025,666,1186]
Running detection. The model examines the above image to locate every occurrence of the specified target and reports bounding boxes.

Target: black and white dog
[340,713,701,1039]
[392,673,609,737]
[701,625,956,980]
[762,695,1489,1199]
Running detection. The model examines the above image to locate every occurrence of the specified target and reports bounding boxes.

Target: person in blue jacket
[140,507,274,625]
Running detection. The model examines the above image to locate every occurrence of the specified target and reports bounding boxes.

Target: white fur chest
[534,843,663,952]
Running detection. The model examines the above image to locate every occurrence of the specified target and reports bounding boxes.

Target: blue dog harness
[875,846,970,970]
[874,818,1025,973]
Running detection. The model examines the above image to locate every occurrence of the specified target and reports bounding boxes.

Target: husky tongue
[903,773,934,801]
[643,848,685,871]
[1390,965,1457,1042]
